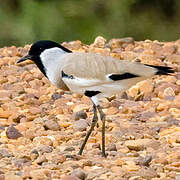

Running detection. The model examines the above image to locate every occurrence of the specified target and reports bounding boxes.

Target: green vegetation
[0,0,180,47]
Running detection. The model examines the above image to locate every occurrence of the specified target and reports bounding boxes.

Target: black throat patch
[33,56,47,77]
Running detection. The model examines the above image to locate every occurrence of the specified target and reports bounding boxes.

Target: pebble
[51,92,63,100]
[71,168,86,180]
[64,146,75,152]
[61,175,80,180]
[92,36,106,48]
[44,119,60,131]
[0,149,13,158]
[13,158,32,168]
[4,172,22,180]
[0,174,5,180]
[136,155,152,166]
[29,107,42,115]
[6,125,22,139]
[124,139,157,151]
[30,150,39,161]
[73,119,89,132]
[108,37,134,49]
[73,104,89,113]
[128,176,142,180]
[35,154,47,165]
[106,107,119,115]
[107,143,117,151]
[0,108,11,118]
[35,144,53,154]
[163,87,175,97]
[29,169,47,180]
[46,153,66,164]
[73,110,87,120]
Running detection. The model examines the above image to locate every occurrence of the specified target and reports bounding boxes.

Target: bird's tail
[145,64,175,75]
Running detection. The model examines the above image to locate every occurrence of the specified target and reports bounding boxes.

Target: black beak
[17,54,32,63]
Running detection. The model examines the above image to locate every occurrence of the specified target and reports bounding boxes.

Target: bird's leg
[97,105,106,157]
[78,104,98,155]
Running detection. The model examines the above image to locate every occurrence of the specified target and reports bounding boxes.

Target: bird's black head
[17,40,71,63]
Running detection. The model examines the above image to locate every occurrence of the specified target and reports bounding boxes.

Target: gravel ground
[0,37,180,180]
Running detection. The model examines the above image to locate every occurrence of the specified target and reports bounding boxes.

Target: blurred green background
[0,0,180,47]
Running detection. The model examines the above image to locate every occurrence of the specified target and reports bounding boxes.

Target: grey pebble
[71,168,86,180]
[73,119,89,132]
[44,119,60,131]
[73,110,87,120]
[107,143,117,151]
[6,125,22,139]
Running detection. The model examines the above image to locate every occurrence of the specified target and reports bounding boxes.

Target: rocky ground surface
[0,37,180,180]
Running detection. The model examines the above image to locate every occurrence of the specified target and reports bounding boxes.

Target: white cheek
[39,48,68,86]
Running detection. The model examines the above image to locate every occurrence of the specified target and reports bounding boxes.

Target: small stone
[136,155,152,166]
[71,168,86,180]
[107,143,117,151]
[73,104,89,113]
[29,107,41,115]
[124,161,139,171]
[155,82,180,98]
[140,167,158,179]
[125,139,158,151]
[108,37,134,49]
[0,174,5,180]
[6,125,22,139]
[0,108,11,118]
[46,153,66,164]
[35,155,47,165]
[51,92,63,100]
[29,169,47,180]
[73,119,89,132]
[92,36,106,48]
[129,176,142,180]
[13,158,32,168]
[106,107,119,115]
[73,110,87,120]
[163,87,175,97]
[33,136,53,146]
[36,144,53,154]
[0,149,13,158]
[61,175,80,180]
[30,150,39,161]
[44,119,60,131]
[64,146,75,152]
[115,158,126,166]
[5,172,22,180]
[92,143,101,150]
[0,171,4,175]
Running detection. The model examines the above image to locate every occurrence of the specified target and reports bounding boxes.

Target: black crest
[29,40,72,57]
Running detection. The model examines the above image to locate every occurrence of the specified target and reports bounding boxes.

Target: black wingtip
[145,64,175,75]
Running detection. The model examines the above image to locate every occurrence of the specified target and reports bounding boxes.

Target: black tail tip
[155,66,175,75]
[145,64,175,75]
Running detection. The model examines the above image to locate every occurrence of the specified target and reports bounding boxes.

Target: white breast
[40,47,69,87]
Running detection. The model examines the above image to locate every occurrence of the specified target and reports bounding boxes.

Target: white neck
[40,47,68,86]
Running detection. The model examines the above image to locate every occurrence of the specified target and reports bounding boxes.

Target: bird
[17,40,174,157]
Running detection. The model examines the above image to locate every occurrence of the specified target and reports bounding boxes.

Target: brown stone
[6,125,22,139]
[73,119,89,132]
[44,119,60,131]
[61,175,80,180]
